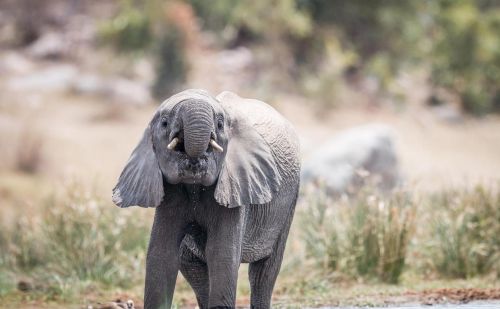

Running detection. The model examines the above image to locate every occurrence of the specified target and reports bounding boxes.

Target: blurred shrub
[0,184,150,298]
[297,0,500,114]
[98,0,152,52]
[426,186,500,278]
[430,0,500,115]
[152,26,188,100]
[297,0,425,63]
[186,0,500,114]
[188,0,311,45]
[300,188,415,283]
[187,0,239,35]
[99,0,189,100]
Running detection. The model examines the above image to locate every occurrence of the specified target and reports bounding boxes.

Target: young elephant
[113,89,300,309]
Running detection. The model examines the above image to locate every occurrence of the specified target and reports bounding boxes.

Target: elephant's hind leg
[180,244,209,308]
[248,220,292,309]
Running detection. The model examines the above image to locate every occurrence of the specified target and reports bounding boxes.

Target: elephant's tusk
[210,139,224,152]
[167,137,179,150]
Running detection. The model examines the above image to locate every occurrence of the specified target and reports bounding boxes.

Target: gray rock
[27,31,68,59]
[71,73,107,96]
[216,47,254,73]
[431,104,463,124]
[106,78,152,106]
[7,64,78,93]
[302,124,400,194]
[0,52,36,75]
[72,74,152,106]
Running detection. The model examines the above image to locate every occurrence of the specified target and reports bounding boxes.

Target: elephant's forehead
[158,89,221,114]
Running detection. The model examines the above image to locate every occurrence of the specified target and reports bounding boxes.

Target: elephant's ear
[112,125,164,208]
[214,94,282,208]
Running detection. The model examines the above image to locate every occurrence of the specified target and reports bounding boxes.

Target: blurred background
[0,0,499,308]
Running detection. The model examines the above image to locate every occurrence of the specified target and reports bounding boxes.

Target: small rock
[27,31,68,60]
[106,78,152,106]
[17,279,34,292]
[96,299,135,309]
[72,73,107,96]
[72,75,152,106]
[7,64,78,93]
[216,47,253,73]
[0,52,36,75]
[431,104,463,124]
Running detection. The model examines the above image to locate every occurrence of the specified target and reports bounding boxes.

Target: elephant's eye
[161,116,168,127]
[217,118,224,130]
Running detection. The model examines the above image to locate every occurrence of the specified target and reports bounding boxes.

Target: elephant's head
[112,89,281,208]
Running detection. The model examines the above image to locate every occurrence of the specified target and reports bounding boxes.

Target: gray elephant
[112,89,300,309]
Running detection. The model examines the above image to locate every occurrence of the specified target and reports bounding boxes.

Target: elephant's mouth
[177,156,210,183]
[164,132,222,185]
[179,157,208,172]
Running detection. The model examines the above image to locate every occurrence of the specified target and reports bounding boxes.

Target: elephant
[112,89,301,309]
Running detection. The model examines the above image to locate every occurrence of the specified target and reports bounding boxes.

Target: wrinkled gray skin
[112,89,300,309]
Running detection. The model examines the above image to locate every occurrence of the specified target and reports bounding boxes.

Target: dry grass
[298,187,416,284]
[0,183,151,302]
[422,186,500,279]
[0,182,499,307]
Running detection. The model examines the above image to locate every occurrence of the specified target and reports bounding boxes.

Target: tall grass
[299,184,500,284]
[0,184,151,299]
[300,188,415,283]
[0,182,499,303]
[425,186,500,279]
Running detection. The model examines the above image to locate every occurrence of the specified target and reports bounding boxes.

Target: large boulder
[302,124,400,194]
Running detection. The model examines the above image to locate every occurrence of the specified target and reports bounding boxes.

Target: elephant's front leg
[144,205,188,309]
[205,207,244,308]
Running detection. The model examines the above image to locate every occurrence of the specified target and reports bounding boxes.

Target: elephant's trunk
[181,99,213,158]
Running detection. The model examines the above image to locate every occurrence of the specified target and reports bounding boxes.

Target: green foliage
[300,188,415,283]
[99,0,189,100]
[300,184,500,285]
[188,0,311,44]
[151,27,189,99]
[98,0,152,52]
[430,0,500,115]
[0,181,499,303]
[232,0,311,39]
[426,186,500,278]
[0,185,150,299]
[297,0,425,61]
[187,0,500,114]
[187,0,239,33]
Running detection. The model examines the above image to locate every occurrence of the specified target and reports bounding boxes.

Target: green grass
[0,183,151,303]
[0,182,499,307]
[299,187,415,283]
[424,186,500,279]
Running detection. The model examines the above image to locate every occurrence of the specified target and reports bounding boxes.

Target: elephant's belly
[181,226,279,264]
